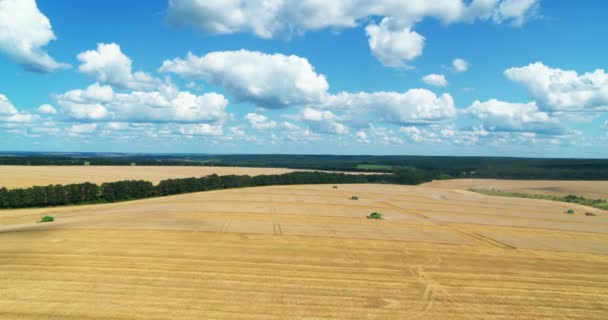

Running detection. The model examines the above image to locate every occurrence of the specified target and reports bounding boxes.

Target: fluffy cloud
[399,124,456,143]
[69,123,97,135]
[228,126,246,137]
[299,107,348,134]
[324,89,457,125]
[166,0,285,38]
[77,43,158,90]
[452,58,469,72]
[103,122,133,131]
[54,82,228,123]
[37,104,56,115]
[505,62,608,112]
[245,113,277,130]
[0,94,17,115]
[97,122,166,139]
[160,50,328,108]
[368,126,403,145]
[422,74,448,87]
[365,18,424,68]
[167,0,538,37]
[400,126,433,142]
[177,123,223,136]
[355,130,370,143]
[264,88,456,139]
[399,126,424,141]
[162,50,457,130]
[25,122,60,136]
[53,83,112,120]
[396,122,575,147]
[450,126,578,147]
[0,113,38,123]
[465,99,566,134]
[0,93,40,123]
[0,93,60,138]
[280,121,301,132]
[0,0,67,72]
[493,0,539,26]
[167,0,539,67]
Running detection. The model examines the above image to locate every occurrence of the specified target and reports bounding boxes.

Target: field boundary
[470,188,608,212]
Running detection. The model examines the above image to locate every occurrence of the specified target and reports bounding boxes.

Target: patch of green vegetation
[351,196,359,200]
[566,209,575,214]
[470,189,608,212]
[38,216,54,223]
[356,164,393,170]
[332,186,338,189]
[367,212,383,220]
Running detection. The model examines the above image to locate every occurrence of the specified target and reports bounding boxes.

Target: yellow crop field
[1,184,608,319]
[423,178,608,199]
[0,165,375,189]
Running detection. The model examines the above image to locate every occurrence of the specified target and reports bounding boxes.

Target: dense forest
[2,152,608,180]
[0,170,429,209]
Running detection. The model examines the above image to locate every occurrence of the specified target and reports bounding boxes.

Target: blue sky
[1,0,607,157]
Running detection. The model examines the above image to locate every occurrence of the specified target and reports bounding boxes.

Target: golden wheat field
[423,178,608,199]
[2,183,608,319]
[0,165,375,189]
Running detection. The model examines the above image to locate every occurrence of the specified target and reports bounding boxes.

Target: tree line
[0,169,430,209]
[4,154,608,180]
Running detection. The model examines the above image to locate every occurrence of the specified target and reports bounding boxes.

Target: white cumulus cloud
[465,99,566,134]
[167,0,539,37]
[54,82,228,123]
[297,107,348,135]
[422,74,448,87]
[324,89,457,125]
[160,50,329,109]
[0,0,67,72]
[178,123,223,136]
[0,93,41,124]
[0,94,17,115]
[280,121,301,132]
[365,18,424,68]
[355,130,370,143]
[166,0,539,67]
[69,123,97,135]
[493,0,539,26]
[398,125,448,143]
[77,43,158,90]
[399,126,424,142]
[37,104,57,115]
[505,62,608,112]
[245,113,277,130]
[368,126,403,145]
[162,50,458,131]
[452,58,469,72]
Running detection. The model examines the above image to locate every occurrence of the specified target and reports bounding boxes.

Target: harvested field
[0,165,376,189]
[423,178,608,199]
[1,184,608,319]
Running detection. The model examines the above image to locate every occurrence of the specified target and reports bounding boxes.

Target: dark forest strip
[0,170,426,209]
[2,153,608,180]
